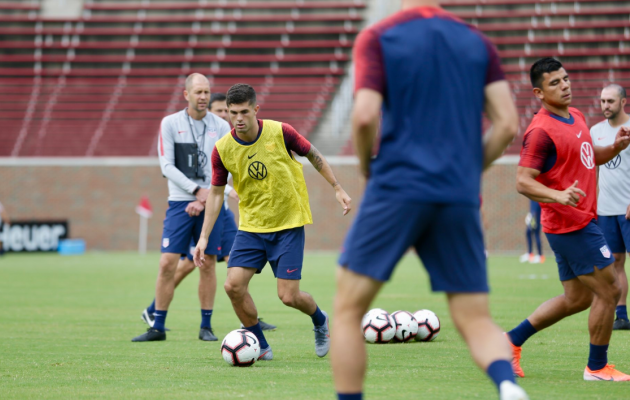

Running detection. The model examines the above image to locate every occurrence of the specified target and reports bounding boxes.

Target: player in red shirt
[506,58,630,381]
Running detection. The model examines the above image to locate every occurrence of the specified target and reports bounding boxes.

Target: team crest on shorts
[163,238,170,248]
[600,245,611,258]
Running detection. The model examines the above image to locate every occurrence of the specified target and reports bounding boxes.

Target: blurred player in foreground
[194,83,352,360]
[519,200,544,263]
[330,1,525,399]
[506,58,630,381]
[132,74,231,342]
[592,84,630,330]
[140,93,277,334]
[0,200,9,255]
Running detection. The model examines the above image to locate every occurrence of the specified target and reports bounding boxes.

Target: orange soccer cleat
[584,364,630,381]
[504,333,525,378]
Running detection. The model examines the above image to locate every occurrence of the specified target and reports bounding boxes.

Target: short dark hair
[604,84,627,100]
[209,93,227,107]
[530,57,564,89]
[226,83,257,106]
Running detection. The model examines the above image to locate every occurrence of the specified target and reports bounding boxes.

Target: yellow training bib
[215,120,313,233]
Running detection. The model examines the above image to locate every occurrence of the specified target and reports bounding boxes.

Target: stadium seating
[0,0,364,156]
[339,0,630,155]
[443,0,630,144]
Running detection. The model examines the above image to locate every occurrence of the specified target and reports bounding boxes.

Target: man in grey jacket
[132,73,231,342]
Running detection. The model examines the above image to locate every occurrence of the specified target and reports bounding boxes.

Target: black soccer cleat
[240,318,277,331]
[613,318,630,330]
[199,327,218,341]
[132,328,166,342]
[259,318,277,331]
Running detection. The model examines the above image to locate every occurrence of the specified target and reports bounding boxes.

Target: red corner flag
[135,196,153,219]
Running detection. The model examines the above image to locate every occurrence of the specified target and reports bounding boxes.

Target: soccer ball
[362,308,396,344]
[221,329,261,367]
[391,310,418,342]
[413,309,440,342]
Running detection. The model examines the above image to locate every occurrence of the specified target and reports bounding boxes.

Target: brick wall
[0,161,545,253]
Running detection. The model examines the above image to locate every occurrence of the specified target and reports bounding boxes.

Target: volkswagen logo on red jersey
[580,142,595,169]
[605,155,621,170]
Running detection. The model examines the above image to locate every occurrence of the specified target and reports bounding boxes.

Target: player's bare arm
[193,185,226,266]
[593,126,630,165]
[306,144,352,216]
[517,166,586,206]
[483,81,519,169]
[351,89,382,179]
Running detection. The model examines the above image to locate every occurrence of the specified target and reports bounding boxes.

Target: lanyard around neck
[185,109,206,152]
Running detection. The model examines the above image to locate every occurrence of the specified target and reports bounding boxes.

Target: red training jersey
[520,107,596,234]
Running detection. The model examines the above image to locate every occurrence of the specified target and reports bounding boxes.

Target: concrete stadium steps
[339,0,629,155]
[0,74,339,156]
[0,0,364,156]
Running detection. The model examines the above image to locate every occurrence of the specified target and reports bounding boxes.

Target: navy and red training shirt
[354,6,505,205]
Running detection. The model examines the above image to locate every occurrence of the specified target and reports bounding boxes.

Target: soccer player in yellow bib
[194,84,352,360]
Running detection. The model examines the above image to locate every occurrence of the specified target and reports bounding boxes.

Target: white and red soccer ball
[221,329,261,367]
[413,309,441,342]
[391,310,419,342]
[362,308,396,343]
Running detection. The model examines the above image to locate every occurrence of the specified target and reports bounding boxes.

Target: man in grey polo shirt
[132,73,231,342]
[592,84,630,330]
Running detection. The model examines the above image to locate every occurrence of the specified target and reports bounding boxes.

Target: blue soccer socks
[616,305,628,321]
[338,394,363,400]
[147,299,156,314]
[487,360,516,390]
[153,310,168,332]
[508,319,537,347]
[311,305,326,327]
[201,309,213,329]
[245,321,269,349]
[588,343,609,371]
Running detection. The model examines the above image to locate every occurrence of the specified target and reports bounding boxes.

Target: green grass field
[1,253,628,399]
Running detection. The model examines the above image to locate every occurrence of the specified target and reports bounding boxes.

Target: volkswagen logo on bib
[605,155,621,170]
[580,142,595,169]
[248,161,268,180]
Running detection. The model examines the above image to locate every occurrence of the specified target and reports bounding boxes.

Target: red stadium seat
[83,2,366,11]
[2,0,627,156]
[0,0,360,156]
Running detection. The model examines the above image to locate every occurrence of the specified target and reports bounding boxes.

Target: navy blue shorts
[338,195,488,293]
[597,215,630,254]
[546,220,614,281]
[161,201,224,256]
[227,227,305,280]
[183,206,238,262]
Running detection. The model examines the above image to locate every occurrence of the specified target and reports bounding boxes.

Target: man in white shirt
[592,84,630,330]
[132,73,231,342]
